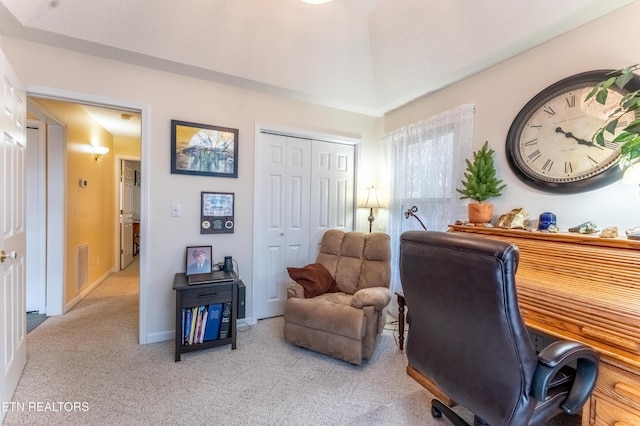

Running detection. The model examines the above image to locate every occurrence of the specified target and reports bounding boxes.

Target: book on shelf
[218,302,232,339]
[189,306,198,345]
[203,303,223,342]
[195,305,207,344]
[183,308,193,345]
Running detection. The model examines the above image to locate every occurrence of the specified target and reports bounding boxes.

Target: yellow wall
[114,135,141,157]
[32,99,115,304]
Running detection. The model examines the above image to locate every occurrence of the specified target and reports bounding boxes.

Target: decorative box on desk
[448,225,640,425]
[173,272,240,362]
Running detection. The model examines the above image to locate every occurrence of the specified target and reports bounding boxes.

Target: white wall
[0,37,380,343]
[384,1,640,233]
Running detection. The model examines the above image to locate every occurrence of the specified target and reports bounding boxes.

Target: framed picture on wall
[171,119,239,178]
[200,191,234,234]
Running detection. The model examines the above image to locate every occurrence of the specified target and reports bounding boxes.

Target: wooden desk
[447,225,640,425]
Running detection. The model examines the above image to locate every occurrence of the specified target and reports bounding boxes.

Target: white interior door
[310,140,355,258]
[0,50,27,423]
[120,161,134,269]
[254,134,311,319]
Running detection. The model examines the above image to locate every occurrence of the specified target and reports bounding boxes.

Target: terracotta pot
[468,202,493,224]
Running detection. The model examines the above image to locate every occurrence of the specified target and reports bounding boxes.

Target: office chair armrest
[351,287,392,310]
[531,340,599,414]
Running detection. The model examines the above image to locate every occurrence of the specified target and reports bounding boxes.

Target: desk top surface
[448,224,640,250]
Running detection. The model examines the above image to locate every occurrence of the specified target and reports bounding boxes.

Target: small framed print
[201,192,234,234]
[185,246,212,276]
[171,119,238,178]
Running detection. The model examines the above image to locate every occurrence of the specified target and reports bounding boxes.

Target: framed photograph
[201,192,234,234]
[171,119,238,178]
[185,246,213,276]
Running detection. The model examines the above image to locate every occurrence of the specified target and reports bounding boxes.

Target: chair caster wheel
[431,405,442,418]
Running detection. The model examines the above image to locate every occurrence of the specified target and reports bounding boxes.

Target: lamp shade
[92,146,109,155]
[362,186,382,209]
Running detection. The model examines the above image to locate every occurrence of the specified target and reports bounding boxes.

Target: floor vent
[76,244,89,292]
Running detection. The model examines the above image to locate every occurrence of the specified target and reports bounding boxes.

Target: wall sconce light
[362,186,383,233]
[92,145,109,161]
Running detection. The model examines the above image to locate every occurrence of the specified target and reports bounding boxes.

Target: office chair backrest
[400,231,539,424]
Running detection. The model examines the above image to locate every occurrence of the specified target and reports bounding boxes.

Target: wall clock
[506,69,640,193]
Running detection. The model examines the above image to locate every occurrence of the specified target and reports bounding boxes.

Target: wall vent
[76,244,89,292]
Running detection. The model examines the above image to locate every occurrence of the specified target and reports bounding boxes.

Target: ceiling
[0,0,637,134]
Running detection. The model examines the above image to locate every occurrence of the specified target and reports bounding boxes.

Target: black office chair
[399,231,599,426]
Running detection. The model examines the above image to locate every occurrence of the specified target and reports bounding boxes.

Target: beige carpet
[2,259,579,425]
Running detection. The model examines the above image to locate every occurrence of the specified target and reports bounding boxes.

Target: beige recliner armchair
[283,229,392,364]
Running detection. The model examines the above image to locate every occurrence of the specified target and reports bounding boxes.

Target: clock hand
[555,127,603,149]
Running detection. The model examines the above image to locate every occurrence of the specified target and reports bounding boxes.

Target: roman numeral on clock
[603,140,619,150]
[565,162,573,173]
[565,95,576,108]
[528,149,542,162]
[542,159,554,172]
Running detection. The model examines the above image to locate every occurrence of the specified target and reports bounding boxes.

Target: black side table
[173,273,240,361]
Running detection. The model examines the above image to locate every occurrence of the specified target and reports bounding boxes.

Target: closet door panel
[309,141,355,259]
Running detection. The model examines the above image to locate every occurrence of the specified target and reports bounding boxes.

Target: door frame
[252,123,360,322]
[24,84,151,344]
[24,104,66,316]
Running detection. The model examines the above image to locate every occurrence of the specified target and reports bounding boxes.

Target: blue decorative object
[538,212,557,231]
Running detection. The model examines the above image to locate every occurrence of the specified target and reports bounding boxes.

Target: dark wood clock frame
[506,69,640,193]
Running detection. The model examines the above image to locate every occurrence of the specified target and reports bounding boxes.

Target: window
[382,104,474,292]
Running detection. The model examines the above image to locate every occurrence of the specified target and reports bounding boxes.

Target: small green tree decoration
[457,141,506,203]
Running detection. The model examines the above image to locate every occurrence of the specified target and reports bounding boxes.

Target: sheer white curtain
[382,104,474,293]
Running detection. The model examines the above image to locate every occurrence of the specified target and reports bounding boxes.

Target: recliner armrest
[531,340,599,414]
[351,287,392,310]
[286,282,305,299]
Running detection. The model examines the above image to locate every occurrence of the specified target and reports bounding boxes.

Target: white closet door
[309,140,355,259]
[254,134,311,319]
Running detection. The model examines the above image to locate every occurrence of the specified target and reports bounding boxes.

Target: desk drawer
[590,394,640,426]
[594,363,640,414]
[181,285,232,307]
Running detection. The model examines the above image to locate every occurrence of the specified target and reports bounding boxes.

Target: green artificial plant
[587,64,640,168]
[457,141,506,203]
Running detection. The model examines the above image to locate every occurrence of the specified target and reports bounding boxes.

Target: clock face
[506,70,640,193]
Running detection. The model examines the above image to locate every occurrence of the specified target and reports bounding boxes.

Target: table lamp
[362,186,382,233]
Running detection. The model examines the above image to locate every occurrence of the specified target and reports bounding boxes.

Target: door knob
[0,250,17,263]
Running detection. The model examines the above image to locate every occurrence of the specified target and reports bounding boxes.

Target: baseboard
[64,269,113,313]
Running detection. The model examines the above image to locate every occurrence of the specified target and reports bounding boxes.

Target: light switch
[171,203,181,217]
